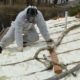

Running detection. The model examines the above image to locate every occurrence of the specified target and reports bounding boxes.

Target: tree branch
[55,24,80,47]
[0,24,80,69]
[46,63,80,80]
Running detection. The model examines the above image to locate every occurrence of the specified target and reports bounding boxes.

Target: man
[0,6,53,53]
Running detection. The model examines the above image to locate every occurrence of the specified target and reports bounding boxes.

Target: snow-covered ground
[0,17,80,80]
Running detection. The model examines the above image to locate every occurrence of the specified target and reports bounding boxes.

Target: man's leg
[23,28,39,46]
[0,26,15,53]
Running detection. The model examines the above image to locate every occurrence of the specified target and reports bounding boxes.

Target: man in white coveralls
[0,6,53,53]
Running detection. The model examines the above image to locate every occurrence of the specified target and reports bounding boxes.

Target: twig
[24,64,53,76]
[66,61,80,66]
[34,47,49,58]
[0,57,35,66]
[58,47,80,55]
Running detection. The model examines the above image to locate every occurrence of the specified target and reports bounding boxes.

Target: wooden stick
[48,48,62,74]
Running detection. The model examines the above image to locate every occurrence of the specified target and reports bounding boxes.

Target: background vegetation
[0,3,80,27]
[68,4,80,16]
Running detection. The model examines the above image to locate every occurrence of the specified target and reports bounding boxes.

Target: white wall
[48,0,75,4]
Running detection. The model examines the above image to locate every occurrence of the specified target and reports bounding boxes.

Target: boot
[23,42,27,47]
[0,46,3,53]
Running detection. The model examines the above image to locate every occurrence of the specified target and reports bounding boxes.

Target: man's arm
[15,24,23,51]
[35,11,51,42]
[14,10,26,51]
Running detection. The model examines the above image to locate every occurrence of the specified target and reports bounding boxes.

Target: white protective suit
[0,6,50,49]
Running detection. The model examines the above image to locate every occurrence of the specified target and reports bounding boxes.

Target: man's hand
[46,39,54,46]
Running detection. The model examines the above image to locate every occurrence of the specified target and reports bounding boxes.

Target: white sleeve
[15,24,23,48]
[14,10,26,48]
[35,11,50,41]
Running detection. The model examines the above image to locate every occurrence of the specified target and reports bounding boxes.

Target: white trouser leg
[0,26,15,48]
[23,27,39,44]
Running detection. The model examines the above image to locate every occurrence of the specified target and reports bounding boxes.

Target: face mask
[27,16,35,23]
[26,8,38,23]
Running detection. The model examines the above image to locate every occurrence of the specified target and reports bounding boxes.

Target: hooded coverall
[0,6,50,49]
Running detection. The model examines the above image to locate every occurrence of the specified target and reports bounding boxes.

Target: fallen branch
[34,24,80,58]
[55,24,80,47]
[46,63,80,80]
[0,24,80,67]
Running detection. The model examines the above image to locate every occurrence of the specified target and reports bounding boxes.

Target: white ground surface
[0,17,80,80]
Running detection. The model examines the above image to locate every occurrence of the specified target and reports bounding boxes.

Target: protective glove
[17,47,23,52]
[0,46,3,53]
[46,39,53,43]
[46,39,54,46]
